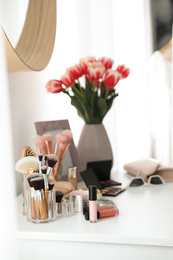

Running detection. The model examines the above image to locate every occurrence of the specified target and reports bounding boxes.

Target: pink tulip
[87,61,106,80]
[116,64,130,79]
[61,71,76,88]
[103,69,120,90]
[45,80,63,93]
[67,64,83,79]
[99,57,114,69]
[79,56,96,74]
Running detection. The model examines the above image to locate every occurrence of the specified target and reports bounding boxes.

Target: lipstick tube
[89,185,97,223]
[84,207,119,221]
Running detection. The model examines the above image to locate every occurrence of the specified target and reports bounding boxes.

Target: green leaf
[71,96,87,122]
[96,97,107,122]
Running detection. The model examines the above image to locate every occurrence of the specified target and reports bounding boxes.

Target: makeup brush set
[15,152,120,223]
[32,129,73,181]
[16,152,76,223]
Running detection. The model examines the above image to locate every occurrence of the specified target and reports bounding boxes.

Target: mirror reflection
[1,0,29,47]
[43,129,74,180]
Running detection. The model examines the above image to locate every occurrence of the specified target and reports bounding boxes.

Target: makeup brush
[41,165,49,205]
[43,134,52,154]
[30,176,48,220]
[48,178,55,190]
[55,191,64,203]
[21,146,38,158]
[38,154,43,174]
[47,154,58,177]
[27,172,40,219]
[55,190,64,214]
[62,129,73,142]
[32,135,47,155]
[15,156,39,174]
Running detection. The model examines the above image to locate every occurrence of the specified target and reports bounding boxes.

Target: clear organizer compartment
[26,189,56,224]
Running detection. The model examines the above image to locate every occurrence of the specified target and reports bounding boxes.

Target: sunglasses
[128,175,165,187]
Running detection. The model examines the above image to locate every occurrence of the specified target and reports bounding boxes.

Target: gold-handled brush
[21,146,38,158]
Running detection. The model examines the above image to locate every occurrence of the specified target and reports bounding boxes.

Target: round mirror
[0,0,56,71]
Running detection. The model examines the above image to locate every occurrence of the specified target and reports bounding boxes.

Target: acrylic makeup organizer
[26,189,56,224]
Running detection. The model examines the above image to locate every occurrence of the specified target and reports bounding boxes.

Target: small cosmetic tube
[89,185,97,223]
[68,167,77,190]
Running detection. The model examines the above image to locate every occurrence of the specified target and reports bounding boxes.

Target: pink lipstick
[89,185,97,223]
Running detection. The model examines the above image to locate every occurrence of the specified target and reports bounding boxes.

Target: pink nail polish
[89,185,97,223]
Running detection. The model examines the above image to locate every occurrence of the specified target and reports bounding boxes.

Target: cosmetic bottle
[68,167,77,190]
[89,185,97,223]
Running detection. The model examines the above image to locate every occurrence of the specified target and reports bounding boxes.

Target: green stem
[104,88,109,100]
[72,85,88,103]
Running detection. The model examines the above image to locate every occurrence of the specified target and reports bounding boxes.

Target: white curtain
[53,0,152,170]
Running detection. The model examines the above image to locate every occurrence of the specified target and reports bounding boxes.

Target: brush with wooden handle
[27,173,40,219]
[30,176,48,220]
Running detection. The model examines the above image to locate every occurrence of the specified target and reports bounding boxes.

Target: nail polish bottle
[89,185,97,223]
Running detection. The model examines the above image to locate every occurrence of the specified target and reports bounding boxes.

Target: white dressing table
[16,171,173,260]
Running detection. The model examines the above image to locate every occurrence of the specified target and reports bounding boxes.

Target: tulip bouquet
[45,57,130,124]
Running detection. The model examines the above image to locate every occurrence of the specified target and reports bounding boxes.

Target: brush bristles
[43,134,52,141]
[32,135,45,148]
[38,154,43,162]
[55,191,64,203]
[27,173,40,186]
[48,178,55,190]
[60,136,67,144]
[30,176,44,190]
[41,165,48,174]
[47,154,58,168]
[62,129,72,142]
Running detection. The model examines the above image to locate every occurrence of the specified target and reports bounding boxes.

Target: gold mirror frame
[2,0,56,71]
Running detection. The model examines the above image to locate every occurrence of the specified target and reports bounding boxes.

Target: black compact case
[80,160,121,189]
[87,160,112,181]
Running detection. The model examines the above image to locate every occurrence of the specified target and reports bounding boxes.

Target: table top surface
[16,171,173,247]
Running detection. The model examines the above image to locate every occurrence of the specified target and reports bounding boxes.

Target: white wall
[5,0,152,195]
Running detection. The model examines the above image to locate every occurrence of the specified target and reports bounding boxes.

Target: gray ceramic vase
[77,124,113,172]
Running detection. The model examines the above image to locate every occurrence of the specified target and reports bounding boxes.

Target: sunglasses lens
[150,177,163,185]
[129,178,144,187]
